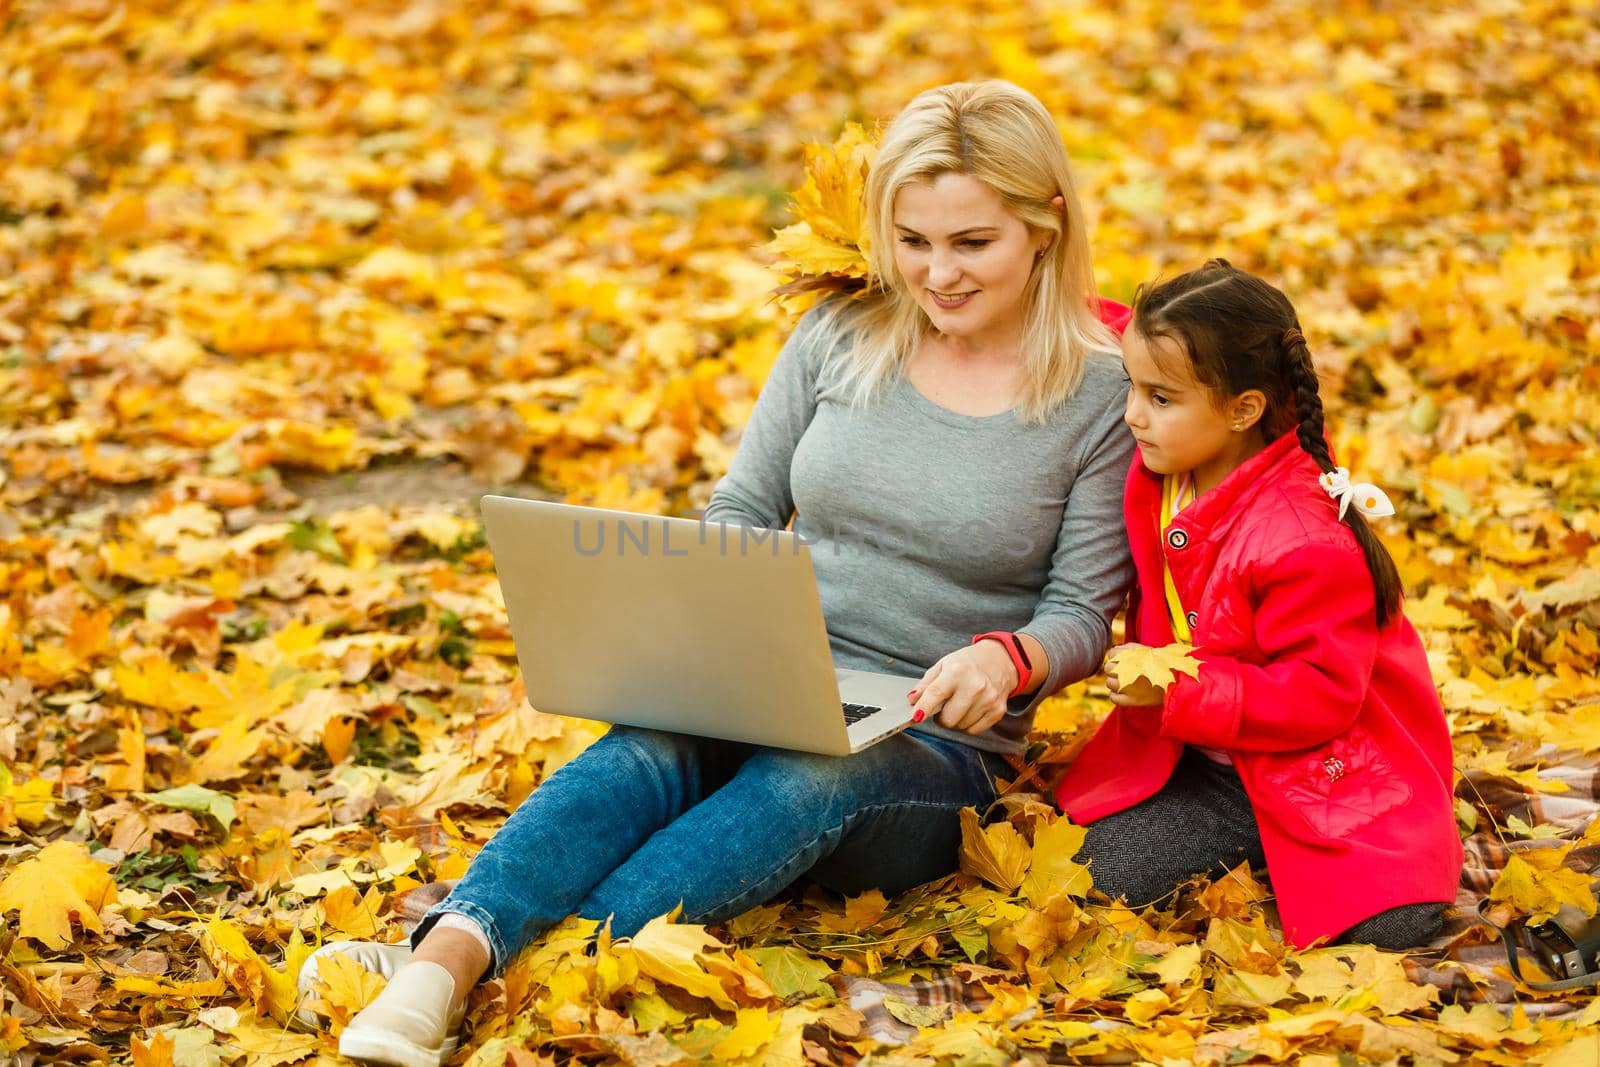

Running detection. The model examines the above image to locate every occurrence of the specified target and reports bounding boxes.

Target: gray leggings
[1077,748,1445,950]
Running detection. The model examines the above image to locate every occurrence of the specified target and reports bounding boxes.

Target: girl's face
[1122,327,1262,493]
[891,173,1047,345]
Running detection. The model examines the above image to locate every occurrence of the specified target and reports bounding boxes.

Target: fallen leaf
[710,1007,782,1060]
[306,946,388,1028]
[624,916,737,1009]
[882,994,952,1028]
[141,783,238,832]
[1489,849,1599,927]
[959,806,1031,892]
[747,946,833,1000]
[1022,815,1093,903]
[0,840,118,949]
[1107,643,1203,690]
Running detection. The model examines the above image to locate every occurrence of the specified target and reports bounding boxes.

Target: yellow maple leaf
[958,806,1031,892]
[114,656,210,713]
[1434,1002,1512,1045]
[1461,749,1571,795]
[185,715,270,785]
[307,947,389,1028]
[217,1020,320,1065]
[268,619,327,665]
[0,840,118,949]
[1195,860,1270,920]
[202,913,312,1022]
[793,123,874,249]
[1212,966,1295,1010]
[1499,245,1576,319]
[816,887,889,933]
[1107,643,1203,690]
[1305,88,1361,140]
[189,653,300,730]
[103,724,147,793]
[1123,986,1172,1024]
[466,695,566,762]
[1344,944,1439,1015]
[349,246,440,290]
[1489,848,1599,927]
[1290,950,1356,1003]
[0,765,57,829]
[1021,815,1093,904]
[100,541,183,584]
[320,884,385,940]
[767,222,869,277]
[113,974,230,999]
[711,1007,782,1060]
[21,640,82,688]
[394,759,493,819]
[1147,942,1204,987]
[1404,586,1474,631]
[623,915,737,1009]
[129,1031,175,1067]
[767,123,875,284]
[269,421,365,473]
[277,686,356,743]
[703,948,776,1005]
[843,888,888,930]
[65,603,115,661]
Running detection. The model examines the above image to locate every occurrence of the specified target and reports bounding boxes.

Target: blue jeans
[412,726,1006,974]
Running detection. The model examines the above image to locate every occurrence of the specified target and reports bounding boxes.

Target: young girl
[1054,260,1462,950]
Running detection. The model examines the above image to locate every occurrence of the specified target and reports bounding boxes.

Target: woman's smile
[929,289,976,309]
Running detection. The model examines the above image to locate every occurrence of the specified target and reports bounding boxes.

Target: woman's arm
[1012,399,1138,710]
[913,399,1136,735]
[701,307,831,528]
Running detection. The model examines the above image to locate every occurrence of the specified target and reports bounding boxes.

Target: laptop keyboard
[842,702,883,725]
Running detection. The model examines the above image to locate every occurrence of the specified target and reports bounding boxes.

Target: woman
[301,80,1137,1067]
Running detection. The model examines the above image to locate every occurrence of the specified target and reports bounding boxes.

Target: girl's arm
[702,307,829,528]
[1159,539,1381,752]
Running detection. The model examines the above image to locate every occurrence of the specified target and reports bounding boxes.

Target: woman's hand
[1103,643,1166,707]
[909,641,1020,736]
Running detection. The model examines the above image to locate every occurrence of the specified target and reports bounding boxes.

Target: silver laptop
[479,496,918,755]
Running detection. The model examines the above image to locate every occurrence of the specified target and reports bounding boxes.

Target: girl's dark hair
[1133,259,1404,628]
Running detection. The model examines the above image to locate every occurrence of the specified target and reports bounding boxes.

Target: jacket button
[1167,528,1188,549]
[1186,610,1198,628]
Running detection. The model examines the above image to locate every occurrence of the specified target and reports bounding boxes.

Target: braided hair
[1132,260,1403,628]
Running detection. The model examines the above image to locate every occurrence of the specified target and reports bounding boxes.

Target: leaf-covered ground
[2,1,1598,1064]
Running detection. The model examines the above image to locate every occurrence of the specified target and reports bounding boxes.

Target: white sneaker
[337,961,463,1067]
[295,940,414,1027]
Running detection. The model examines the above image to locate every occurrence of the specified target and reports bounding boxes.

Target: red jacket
[1054,431,1462,947]
[1093,296,1133,337]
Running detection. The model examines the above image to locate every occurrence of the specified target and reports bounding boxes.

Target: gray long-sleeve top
[703,303,1136,754]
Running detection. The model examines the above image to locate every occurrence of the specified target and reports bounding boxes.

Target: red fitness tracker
[972,631,1033,698]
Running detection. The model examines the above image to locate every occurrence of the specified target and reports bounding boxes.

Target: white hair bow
[1318,467,1395,521]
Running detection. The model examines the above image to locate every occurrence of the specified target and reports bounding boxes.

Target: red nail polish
[908,690,920,701]
[912,709,926,723]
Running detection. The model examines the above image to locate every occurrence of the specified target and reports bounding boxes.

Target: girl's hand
[908,642,1019,736]
[1104,643,1167,707]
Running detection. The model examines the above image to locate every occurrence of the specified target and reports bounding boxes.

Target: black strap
[1477,898,1600,993]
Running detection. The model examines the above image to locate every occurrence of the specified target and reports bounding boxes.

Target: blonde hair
[825,81,1115,424]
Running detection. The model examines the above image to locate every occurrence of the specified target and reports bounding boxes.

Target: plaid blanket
[1405,750,1600,1018]
[393,749,1600,1044]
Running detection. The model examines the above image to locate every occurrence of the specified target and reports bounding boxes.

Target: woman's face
[891,172,1047,345]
